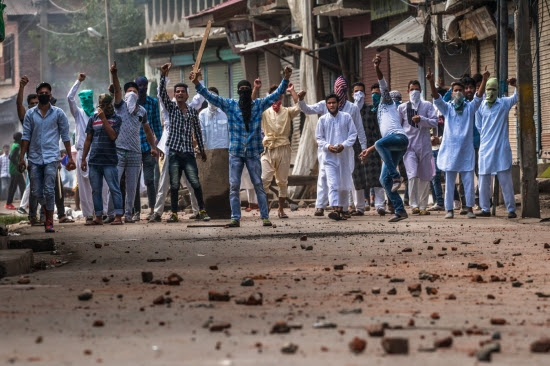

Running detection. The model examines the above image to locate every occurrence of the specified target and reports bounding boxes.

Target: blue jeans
[375,133,409,215]
[89,164,123,217]
[168,151,204,213]
[229,154,268,221]
[134,151,160,213]
[430,149,444,206]
[29,161,57,211]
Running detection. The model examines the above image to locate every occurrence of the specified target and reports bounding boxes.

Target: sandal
[328,212,346,221]
[110,220,124,225]
[85,220,103,226]
[225,219,240,228]
[278,212,289,219]
[59,216,75,223]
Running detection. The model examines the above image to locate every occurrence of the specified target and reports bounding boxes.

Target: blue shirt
[85,113,122,166]
[139,96,162,152]
[22,105,71,165]
[196,79,289,158]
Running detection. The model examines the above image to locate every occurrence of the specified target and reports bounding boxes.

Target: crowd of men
[1,52,519,232]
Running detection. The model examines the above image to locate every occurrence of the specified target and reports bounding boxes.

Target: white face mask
[353,90,365,101]
[409,90,421,108]
[208,92,218,116]
[124,92,138,113]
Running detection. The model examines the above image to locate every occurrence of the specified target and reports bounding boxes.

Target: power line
[48,0,87,13]
[35,19,105,36]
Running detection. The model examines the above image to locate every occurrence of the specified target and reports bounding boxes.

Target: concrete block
[8,238,55,252]
[0,249,33,279]
[197,148,231,219]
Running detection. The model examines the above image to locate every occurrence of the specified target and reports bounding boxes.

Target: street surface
[2,204,550,365]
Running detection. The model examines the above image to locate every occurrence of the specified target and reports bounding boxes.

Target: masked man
[67,72,95,223]
[427,67,489,219]
[475,77,518,218]
[191,66,293,228]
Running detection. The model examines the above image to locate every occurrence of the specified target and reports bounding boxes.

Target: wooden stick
[193,20,212,73]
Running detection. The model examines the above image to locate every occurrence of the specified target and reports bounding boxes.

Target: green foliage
[0,215,27,226]
[46,0,145,84]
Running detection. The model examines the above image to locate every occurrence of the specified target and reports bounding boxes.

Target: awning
[366,16,455,49]
[312,0,370,17]
[186,0,248,28]
[235,33,302,53]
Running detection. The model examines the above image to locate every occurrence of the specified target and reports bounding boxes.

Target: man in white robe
[427,67,489,219]
[397,80,438,215]
[315,93,357,220]
[475,77,518,218]
[298,78,366,217]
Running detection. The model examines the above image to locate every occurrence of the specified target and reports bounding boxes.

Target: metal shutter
[205,62,230,99]
[230,61,244,99]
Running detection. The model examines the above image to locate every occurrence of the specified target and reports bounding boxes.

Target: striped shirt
[196,78,289,158]
[85,114,122,165]
[159,76,204,154]
[139,96,162,152]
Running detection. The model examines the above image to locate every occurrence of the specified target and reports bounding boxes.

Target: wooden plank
[193,20,212,73]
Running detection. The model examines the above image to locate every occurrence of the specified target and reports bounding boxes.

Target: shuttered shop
[206,63,230,99]
[281,56,302,165]
[537,0,550,158]
[507,37,518,163]
[230,62,243,99]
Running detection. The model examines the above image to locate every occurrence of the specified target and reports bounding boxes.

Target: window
[0,34,14,84]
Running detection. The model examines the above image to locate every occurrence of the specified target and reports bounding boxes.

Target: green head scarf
[78,89,95,117]
[485,78,498,107]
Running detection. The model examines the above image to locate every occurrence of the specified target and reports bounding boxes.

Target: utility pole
[105,0,113,83]
[39,0,49,81]
[433,13,443,97]
[515,0,540,218]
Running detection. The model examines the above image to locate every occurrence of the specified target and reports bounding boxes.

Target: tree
[44,0,145,88]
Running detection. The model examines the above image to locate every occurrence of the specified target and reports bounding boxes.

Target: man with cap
[298,76,366,217]
[67,72,95,223]
[190,65,293,228]
[19,81,76,232]
[132,76,163,221]
[106,62,158,223]
[475,77,518,218]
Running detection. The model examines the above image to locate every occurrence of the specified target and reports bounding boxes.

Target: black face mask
[38,94,51,105]
[238,88,252,131]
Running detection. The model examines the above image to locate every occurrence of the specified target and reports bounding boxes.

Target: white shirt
[199,107,229,150]
[377,78,405,138]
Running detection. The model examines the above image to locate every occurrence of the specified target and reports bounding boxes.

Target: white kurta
[434,96,482,172]
[199,107,229,150]
[398,100,438,181]
[315,111,357,203]
[475,90,518,175]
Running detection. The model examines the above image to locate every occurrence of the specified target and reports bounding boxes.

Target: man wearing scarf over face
[397,80,438,215]
[475,77,518,218]
[67,72,95,223]
[191,66,293,228]
[81,94,124,225]
[19,82,76,232]
[427,66,489,219]
[298,76,366,217]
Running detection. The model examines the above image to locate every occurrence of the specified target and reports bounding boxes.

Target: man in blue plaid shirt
[133,76,163,221]
[191,65,293,228]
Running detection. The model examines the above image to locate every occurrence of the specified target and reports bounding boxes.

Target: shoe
[314,208,324,216]
[262,218,272,226]
[391,179,402,192]
[4,203,16,210]
[167,213,179,223]
[350,210,364,216]
[508,211,517,219]
[29,217,39,226]
[328,212,346,221]
[467,211,476,219]
[459,209,468,215]
[124,217,136,223]
[103,216,115,224]
[342,211,351,219]
[17,207,27,215]
[364,206,370,211]
[419,209,430,215]
[475,210,491,217]
[445,211,454,219]
[196,209,211,221]
[428,204,444,211]
[225,219,240,228]
[411,207,420,215]
[389,212,408,222]
[44,209,55,233]
[132,212,141,221]
[102,215,108,221]
[377,207,386,216]
[453,200,461,210]
[85,216,94,225]
[148,213,162,223]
